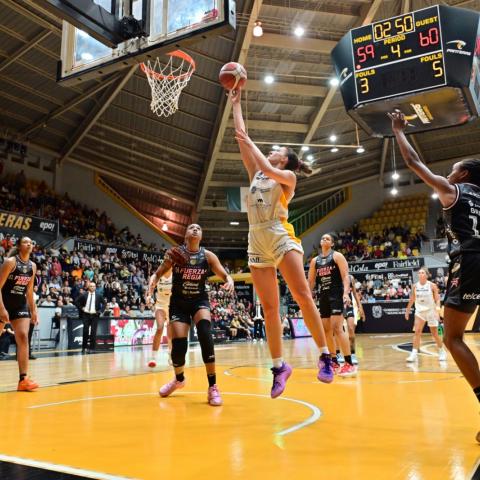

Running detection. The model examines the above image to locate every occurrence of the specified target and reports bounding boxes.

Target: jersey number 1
[469,215,480,238]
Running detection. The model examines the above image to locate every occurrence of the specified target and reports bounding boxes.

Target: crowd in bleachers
[0,171,161,251]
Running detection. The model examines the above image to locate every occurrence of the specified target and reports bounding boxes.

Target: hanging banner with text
[348,257,425,273]
[0,210,58,246]
[73,239,164,264]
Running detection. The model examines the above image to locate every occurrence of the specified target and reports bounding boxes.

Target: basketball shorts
[5,300,30,320]
[248,220,303,268]
[444,253,480,313]
[154,300,170,315]
[415,308,439,327]
[344,306,355,319]
[319,296,344,318]
[169,296,210,325]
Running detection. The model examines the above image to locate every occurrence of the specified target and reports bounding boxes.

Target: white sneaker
[147,358,157,368]
[406,352,417,362]
[336,353,345,364]
[438,348,447,361]
[351,353,358,365]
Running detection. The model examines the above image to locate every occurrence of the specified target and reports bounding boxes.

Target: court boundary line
[27,391,321,437]
[0,454,138,480]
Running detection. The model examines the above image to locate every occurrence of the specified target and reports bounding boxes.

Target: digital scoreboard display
[351,6,445,103]
[331,4,480,137]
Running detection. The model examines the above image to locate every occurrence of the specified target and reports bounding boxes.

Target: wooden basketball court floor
[1,334,480,480]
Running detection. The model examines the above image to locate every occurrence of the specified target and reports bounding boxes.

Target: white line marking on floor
[28,391,321,437]
[0,454,138,480]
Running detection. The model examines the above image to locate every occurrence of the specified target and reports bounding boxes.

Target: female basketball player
[308,234,357,377]
[404,268,447,363]
[344,274,365,364]
[146,270,172,368]
[0,237,38,391]
[230,89,334,398]
[150,224,233,406]
[390,111,480,439]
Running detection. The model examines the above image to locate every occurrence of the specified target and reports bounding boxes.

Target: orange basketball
[219,62,247,90]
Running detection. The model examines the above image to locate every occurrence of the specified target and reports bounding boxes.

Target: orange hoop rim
[140,50,196,81]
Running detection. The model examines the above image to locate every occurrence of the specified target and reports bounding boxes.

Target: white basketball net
[141,51,195,117]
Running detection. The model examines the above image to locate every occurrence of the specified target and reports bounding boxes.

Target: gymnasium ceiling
[1,0,480,249]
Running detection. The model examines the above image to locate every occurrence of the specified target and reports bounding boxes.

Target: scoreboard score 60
[332,5,480,137]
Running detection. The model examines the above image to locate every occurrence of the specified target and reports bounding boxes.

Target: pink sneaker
[208,385,223,406]
[338,363,357,378]
[159,378,185,397]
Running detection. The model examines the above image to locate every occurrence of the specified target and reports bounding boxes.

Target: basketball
[219,62,247,90]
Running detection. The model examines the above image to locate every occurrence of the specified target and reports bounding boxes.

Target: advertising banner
[73,239,164,264]
[0,209,58,245]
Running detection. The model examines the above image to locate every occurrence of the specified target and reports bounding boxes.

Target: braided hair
[460,158,480,186]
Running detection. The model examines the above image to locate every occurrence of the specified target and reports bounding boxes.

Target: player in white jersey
[405,268,447,362]
[230,88,334,399]
[146,270,172,368]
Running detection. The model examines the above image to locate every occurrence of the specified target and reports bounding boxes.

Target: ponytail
[284,148,313,176]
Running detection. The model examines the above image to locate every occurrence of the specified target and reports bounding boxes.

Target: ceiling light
[306,154,314,161]
[264,75,275,84]
[329,78,339,87]
[294,26,305,37]
[391,187,398,196]
[431,192,439,199]
[253,21,263,37]
[162,223,168,231]
[356,146,365,153]
[301,146,309,152]
[329,134,337,142]
[272,145,280,150]
[392,171,400,180]
[330,147,338,153]
[230,221,240,226]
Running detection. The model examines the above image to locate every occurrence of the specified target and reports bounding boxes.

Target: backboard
[53,0,236,84]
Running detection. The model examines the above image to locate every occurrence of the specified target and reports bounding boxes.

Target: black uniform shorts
[169,296,210,325]
[344,306,355,319]
[318,296,344,318]
[444,253,480,313]
[4,300,30,321]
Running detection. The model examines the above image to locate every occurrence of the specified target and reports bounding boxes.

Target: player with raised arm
[230,88,334,398]
[390,110,480,440]
[150,224,234,406]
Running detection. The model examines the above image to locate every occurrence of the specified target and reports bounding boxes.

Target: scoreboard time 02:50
[351,5,446,103]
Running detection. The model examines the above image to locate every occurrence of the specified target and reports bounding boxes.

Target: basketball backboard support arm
[57,0,236,85]
[31,0,127,47]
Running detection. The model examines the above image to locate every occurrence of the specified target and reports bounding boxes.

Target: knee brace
[170,337,188,367]
[196,320,215,364]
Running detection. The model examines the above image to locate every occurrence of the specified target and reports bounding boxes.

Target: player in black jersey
[150,224,234,406]
[308,234,357,377]
[0,237,39,391]
[391,111,480,440]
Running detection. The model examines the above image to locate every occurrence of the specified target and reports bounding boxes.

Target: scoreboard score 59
[332,5,480,137]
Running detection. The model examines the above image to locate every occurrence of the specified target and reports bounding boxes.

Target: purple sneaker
[159,378,185,397]
[270,362,292,398]
[208,385,223,406]
[317,353,334,384]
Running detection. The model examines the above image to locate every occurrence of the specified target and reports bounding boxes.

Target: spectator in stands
[0,323,14,359]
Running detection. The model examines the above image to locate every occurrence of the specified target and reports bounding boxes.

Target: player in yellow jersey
[230,89,334,398]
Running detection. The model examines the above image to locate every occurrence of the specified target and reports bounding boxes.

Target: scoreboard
[332,5,480,137]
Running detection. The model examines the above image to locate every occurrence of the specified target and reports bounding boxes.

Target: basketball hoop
[141,50,196,117]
